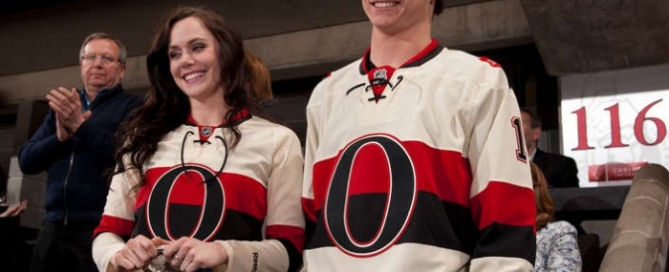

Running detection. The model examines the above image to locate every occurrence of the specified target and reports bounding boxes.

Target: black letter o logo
[325,135,416,257]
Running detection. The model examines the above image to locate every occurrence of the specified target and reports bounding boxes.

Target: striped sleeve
[221,126,305,272]
[92,161,141,272]
[302,75,326,241]
[467,67,536,271]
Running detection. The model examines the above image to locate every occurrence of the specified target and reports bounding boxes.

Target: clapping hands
[45,87,92,141]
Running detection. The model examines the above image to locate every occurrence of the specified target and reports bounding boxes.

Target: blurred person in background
[521,108,579,188]
[18,32,142,272]
[532,162,582,272]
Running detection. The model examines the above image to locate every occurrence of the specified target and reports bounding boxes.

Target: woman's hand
[110,235,160,271]
[163,237,229,272]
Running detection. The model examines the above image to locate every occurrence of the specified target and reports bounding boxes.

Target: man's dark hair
[434,0,444,16]
[521,107,542,129]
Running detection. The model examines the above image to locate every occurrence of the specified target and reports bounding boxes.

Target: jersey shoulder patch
[479,56,501,68]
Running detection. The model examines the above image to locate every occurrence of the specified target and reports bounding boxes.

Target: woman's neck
[189,97,231,126]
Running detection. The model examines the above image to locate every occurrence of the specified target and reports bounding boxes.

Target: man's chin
[85,82,116,92]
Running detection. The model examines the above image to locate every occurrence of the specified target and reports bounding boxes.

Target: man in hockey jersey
[92,7,305,272]
[302,0,536,271]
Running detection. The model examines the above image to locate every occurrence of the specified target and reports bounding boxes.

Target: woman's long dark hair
[531,163,555,231]
[113,6,259,186]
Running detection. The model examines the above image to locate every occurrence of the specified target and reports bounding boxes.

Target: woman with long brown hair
[532,162,582,272]
[92,6,304,272]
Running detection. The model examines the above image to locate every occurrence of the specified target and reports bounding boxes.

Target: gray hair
[79,32,127,64]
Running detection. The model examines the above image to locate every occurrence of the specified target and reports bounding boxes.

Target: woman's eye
[168,51,181,59]
[192,44,205,52]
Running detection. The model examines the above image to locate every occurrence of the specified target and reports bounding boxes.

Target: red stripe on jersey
[312,140,472,210]
[302,197,317,223]
[266,224,305,253]
[222,173,267,220]
[470,181,535,230]
[94,215,134,238]
[140,167,267,220]
[404,141,472,207]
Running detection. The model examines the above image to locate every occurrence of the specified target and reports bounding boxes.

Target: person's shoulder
[308,58,363,104]
[546,221,578,236]
[247,116,298,138]
[116,92,143,110]
[119,91,142,102]
[435,49,501,68]
[318,58,363,83]
[111,85,142,102]
[432,48,508,87]
[542,149,575,163]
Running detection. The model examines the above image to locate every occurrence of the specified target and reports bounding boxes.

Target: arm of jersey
[18,110,71,174]
[218,127,305,272]
[302,101,323,246]
[467,78,536,271]
[92,162,140,272]
[92,232,128,272]
[546,223,582,272]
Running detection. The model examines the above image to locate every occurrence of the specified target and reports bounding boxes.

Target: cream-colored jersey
[94,115,305,272]
[302,40,535,272]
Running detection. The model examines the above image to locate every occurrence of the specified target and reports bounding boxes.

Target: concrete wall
[0,0,532,105]
[0,0,534,230]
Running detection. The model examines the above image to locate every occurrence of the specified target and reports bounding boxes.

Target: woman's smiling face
[168,16,223,102]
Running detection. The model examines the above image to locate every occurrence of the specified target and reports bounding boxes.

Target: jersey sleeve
[92,158,141,272]
[467,67,536,271]
[218,127,305,272]
[302,83,325,244]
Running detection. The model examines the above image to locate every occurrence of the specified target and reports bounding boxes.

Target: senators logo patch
[146,165,225,241]
[324,134,417,257]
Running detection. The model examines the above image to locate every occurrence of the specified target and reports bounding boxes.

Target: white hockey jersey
[94,114,305,272]
[302,40,536,272]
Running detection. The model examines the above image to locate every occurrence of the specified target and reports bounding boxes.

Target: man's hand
[0,200,28,218]
[46,87,91,135]
[55,115,73,142]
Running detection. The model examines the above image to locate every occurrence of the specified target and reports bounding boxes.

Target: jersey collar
[186,107,251,128]
[359,39,443,75]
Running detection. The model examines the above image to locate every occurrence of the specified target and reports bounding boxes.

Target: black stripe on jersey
[133,203,263,242]
[306,191,477,255]
[305,212,318,248]
[277,238,303,272]
[402,45,443,68]
[473,222,536,264]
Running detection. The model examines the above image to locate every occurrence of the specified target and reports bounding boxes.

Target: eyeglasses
[80,54,120,65]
